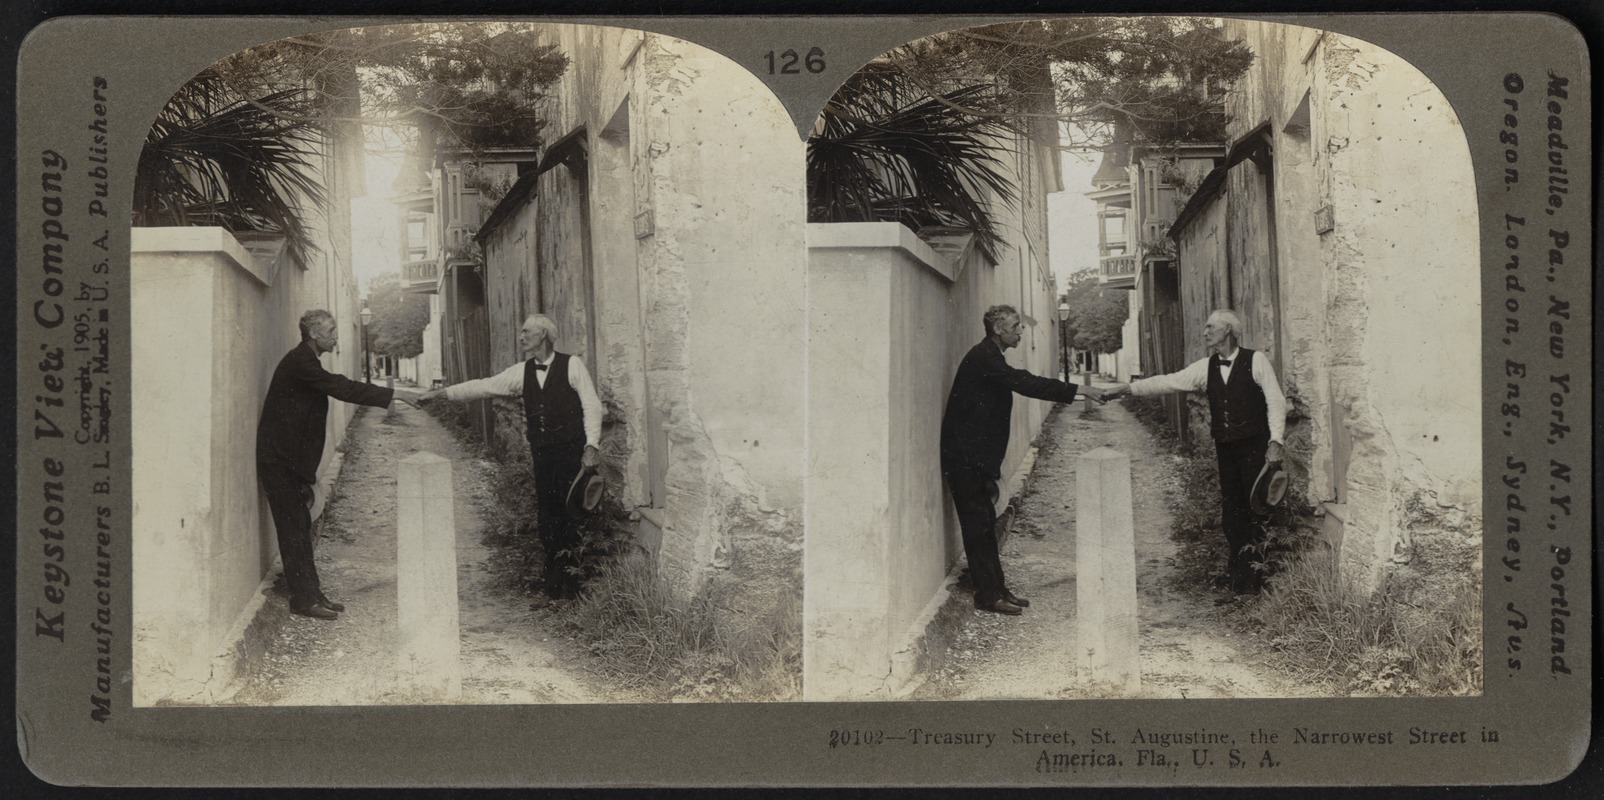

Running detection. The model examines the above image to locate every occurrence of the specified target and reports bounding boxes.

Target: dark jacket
[256,341,394,483]
[940,338,1079,479]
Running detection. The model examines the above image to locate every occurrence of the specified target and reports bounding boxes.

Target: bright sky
[349,132,407,300]
[1047,145,1103,292]
[348,127,1105,302]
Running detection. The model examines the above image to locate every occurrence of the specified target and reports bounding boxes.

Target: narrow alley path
[226,399,638,705]
[912,394,1317,700]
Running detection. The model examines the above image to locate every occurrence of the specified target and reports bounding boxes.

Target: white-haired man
[1106,308,1286,595]
[422,314,602,598]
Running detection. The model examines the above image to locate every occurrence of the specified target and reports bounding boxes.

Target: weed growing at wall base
[426,397,801,700]
[563,553,802,701]
[1251,548,1482,696]
[1125,394,1482,696]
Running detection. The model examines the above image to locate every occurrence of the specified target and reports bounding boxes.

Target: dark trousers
[1215,431,1270,593]
[531,438,586,597]
[259,462,323,610]
[946,468,1008,607]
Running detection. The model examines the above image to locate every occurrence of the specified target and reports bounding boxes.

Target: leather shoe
[318,596,346,612]
[976,599,1024,616]
[1004,591,1031,608]
[294,602,339,620]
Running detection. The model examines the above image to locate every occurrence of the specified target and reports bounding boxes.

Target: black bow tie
[1217,359,1232,367]
[532,363,549,372]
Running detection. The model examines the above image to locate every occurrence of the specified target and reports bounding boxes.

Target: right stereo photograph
[802,17,1482,703]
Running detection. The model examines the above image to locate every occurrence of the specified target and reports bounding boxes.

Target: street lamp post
[359,306,373,383]
[1057,301,1071,383]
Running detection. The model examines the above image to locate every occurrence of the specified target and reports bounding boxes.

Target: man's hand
[392,388,421,409]
[582,445,601,469]
[1080,385,1109,404]
[419,388,446,404]
[1266,441,1284,464]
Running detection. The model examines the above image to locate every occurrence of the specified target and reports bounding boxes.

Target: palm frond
[134,70,328,266]
[807,66,1020,263]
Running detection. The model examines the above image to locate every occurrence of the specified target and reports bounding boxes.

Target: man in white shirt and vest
[1107,308,1287,595]
[423,314,602,598]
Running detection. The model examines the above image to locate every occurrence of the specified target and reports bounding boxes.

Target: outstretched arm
[295,352,393,409]
[432,361,525,403]
[978,349,1079,404]
[1129,357,1210,397]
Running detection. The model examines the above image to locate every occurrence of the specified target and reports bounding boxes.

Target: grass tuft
[1125,394,1481,696]
[1251,548,1482,696]
[562,554,802,701]
[427,396,800,701]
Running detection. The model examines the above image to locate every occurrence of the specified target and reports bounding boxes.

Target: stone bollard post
[396,452,461,701]
[1075,447,1140,694]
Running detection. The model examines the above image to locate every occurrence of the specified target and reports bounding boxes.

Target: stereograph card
[9,5,1594,788]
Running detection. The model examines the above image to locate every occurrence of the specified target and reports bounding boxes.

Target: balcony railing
[1100,254,1137,278]
[402,258,439,288]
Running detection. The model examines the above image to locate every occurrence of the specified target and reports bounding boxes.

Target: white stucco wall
[1221,22,1482,591]
[132,226,368,705]
[805,217,1064,699]
[475,26,805,600]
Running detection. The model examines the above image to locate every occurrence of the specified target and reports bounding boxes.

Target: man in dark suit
[423,314,603,599]
[257,309,398,620]
[1107,308,1287,595]
[941,304,1107,615]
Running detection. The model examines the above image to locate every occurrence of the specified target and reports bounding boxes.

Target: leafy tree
[366,273,431,359]
[212,23,570,154]
[134,23,569,263]
[1062,269,1128,354]
[808,18,1254,257]
[885,18,1255,146]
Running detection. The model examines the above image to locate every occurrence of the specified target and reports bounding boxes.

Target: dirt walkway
[912,396,1317,700]
[226,401,638,705]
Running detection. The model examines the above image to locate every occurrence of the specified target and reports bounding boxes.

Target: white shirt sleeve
[1253,350,1287,444]
[1130,356,1210,397]
[445,360,525,402]
[568,356,603,449]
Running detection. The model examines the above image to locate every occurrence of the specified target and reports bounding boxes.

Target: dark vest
[1206,348,1269,443]
[523,352,584,447]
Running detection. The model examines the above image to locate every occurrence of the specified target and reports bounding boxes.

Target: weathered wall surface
[805,224,955,700]
[132,224,367,705]
[806,144,1065,699]
[477,27,805,605]
[1177,22,1481,592]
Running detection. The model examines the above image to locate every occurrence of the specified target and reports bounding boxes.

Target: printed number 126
[765,48,826,74]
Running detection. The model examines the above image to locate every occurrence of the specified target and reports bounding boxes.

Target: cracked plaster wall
[805,123,1062,699]
[477,27,804,603]
[1196,22,1481,593]
[132,190,367,705]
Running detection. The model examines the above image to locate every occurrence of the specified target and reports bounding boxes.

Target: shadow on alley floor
[225,400,644,705]
[911,394,1319,701]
